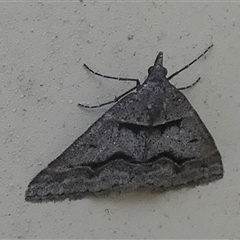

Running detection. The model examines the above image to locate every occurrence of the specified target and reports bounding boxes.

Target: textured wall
[0,2,239,238]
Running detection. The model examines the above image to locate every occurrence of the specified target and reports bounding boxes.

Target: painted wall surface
[1,2,239,239]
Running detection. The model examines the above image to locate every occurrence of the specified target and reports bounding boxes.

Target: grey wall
[1,2,239,239]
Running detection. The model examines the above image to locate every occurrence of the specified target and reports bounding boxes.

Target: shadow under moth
[25,45,223,202]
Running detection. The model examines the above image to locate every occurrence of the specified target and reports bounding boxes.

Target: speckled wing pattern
[25,52,223,202]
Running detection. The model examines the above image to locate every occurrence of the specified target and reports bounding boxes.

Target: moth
[25,45,223,202]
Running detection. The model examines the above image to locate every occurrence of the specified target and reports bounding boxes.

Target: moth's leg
[168,44,213,80]
[78,85,137,109]
[177,77,201,90]
[83,64,141,88]
[78,63,140,109]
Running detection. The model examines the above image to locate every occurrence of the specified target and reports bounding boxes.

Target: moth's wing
[25,74,223,202]
[25,91,155,202]
[141,79,223,189]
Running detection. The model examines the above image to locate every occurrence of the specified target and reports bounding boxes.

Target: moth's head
[148,52,168,78]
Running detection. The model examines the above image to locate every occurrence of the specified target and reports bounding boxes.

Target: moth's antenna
[168,44,213,80]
